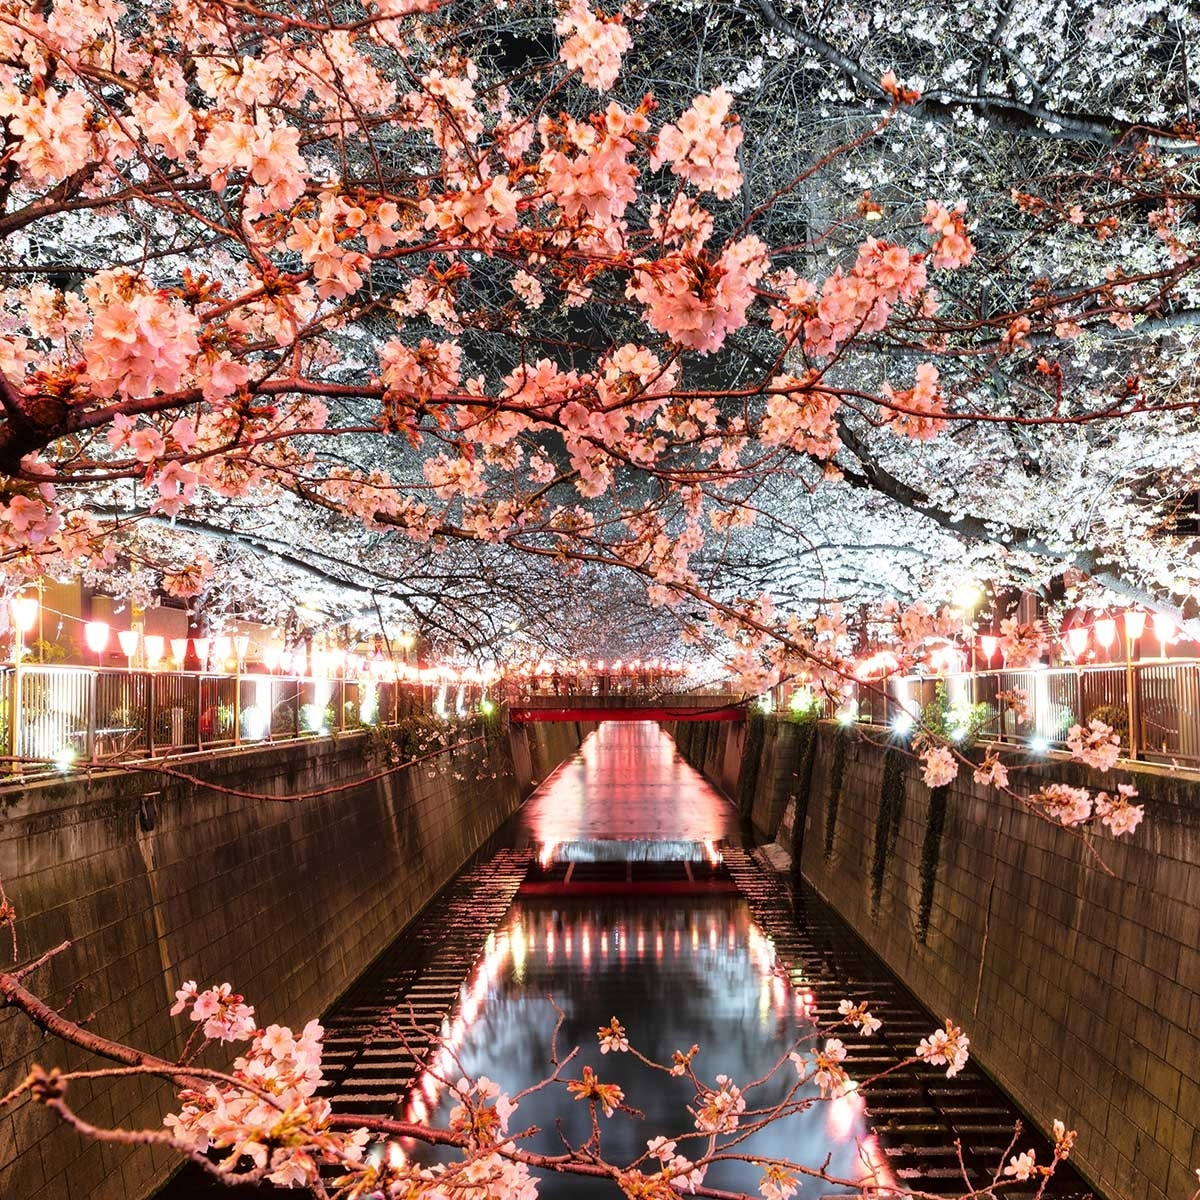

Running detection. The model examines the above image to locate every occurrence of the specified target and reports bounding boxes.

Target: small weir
[158,724,1093,1198]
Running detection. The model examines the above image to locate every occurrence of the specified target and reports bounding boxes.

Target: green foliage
[787,719,820,864]
[28,639,67,664]
[920,682,992,749]
[916,784,950,943]
[737,712,766,817]
[1087,703,1129,741]
[271,701,298,736]
[299,702,335,733]
[786,686,821,724]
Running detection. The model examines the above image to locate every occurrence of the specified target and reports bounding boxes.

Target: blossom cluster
[650,87,744,200]
[837,997,882,1036]
[598,1016,630,1054]
[921,745,958,788]
[555,0,633,91]
[916,1019,971,1077]
[692,1073,746,1134]
[165,982,369,1187]
[646,1135,707,1192]
[998,620,1047,669]
[1066,719,1121,771]
[448,1075,520,1147]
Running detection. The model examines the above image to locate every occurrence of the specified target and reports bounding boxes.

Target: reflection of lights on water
[389,897,894,1196]
[403,920,517,1125]
[857,1133,895,1192]
[827,1086,864,1140]
[771,975,787,1010]
[511,921,527,983]
[747,925,777,974]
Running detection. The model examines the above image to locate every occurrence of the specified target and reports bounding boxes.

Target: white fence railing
[0,665,489,772]
[848,663,1200,764]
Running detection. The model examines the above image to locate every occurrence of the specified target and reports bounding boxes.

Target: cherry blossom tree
[0,0,1197,673]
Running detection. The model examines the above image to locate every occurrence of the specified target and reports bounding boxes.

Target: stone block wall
[0,717,584,1200]
[668,716,797,839]
[668,715,1200,1200]
[796,727,1200,1200]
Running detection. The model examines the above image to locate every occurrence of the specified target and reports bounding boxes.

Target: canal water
[159,722,1090,1198]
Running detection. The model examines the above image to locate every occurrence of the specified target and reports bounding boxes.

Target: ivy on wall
[673,721,696,762]
[916,783,950,942]
[870,746,907,913]
[737,712,766,817]
[823,728,848,860]
[787,719,820,863]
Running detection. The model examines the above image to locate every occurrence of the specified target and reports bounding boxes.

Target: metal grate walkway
[317,848,533,1115]
[720,846,1093,1198]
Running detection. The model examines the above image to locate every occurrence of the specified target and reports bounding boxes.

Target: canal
[159,722,1090,1198]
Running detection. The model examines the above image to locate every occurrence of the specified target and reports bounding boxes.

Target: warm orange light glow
[10,595,37,634]
[1152,612,1175,647]
[1066,626,1089,658]
[84,620,110,656]
[143,635,165,668]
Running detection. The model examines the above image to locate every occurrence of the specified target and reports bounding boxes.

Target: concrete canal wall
[0,717,586,1200]
[671,716,1200,1200]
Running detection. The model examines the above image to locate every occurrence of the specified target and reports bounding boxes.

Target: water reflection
[513,723,744,845]
[402,896,890,1195]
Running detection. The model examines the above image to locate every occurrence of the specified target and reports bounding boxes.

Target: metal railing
[0,664,489,774]
[845,661,1200,766]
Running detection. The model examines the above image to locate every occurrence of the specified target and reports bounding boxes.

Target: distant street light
[1122,610,1147,761]
[397,631,416,667]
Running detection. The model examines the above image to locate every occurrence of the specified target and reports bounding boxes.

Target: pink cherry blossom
[916,1020,970,1076]
[881,362,947,441]
[1066,719,1121,771]
[921,745,958,788]
[922,199,976,269]
[555,1,632,91]
[651,87,743,200]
